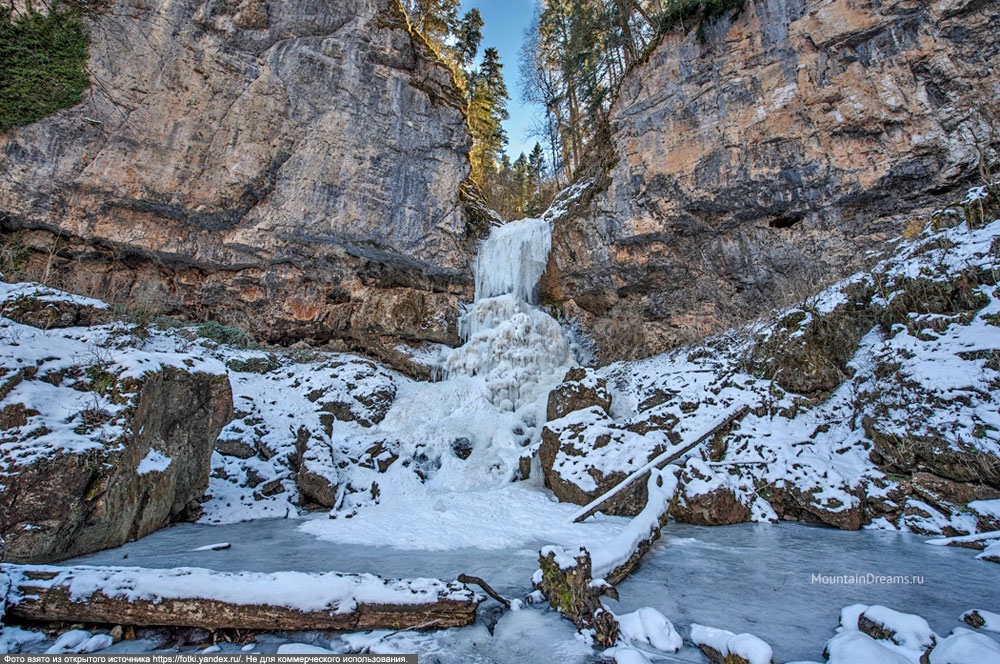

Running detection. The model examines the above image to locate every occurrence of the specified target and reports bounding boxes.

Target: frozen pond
[57,516,1000,662]
[613,522,1000,662]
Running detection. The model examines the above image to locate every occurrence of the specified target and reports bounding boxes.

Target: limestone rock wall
[0,0,475,363]
[546,0,1000,362]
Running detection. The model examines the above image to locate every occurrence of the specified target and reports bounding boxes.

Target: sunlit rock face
[545,0,1000,363]
[0,0,475,366]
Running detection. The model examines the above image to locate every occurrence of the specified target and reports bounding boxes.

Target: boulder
[294,428,338,509]
[546,368,612,422]
[764,482,867,531]
[858,606,937,652]
[538,407,656,516]
[0,367,233,563]
[672,461,751,526]
[0,289,111,330]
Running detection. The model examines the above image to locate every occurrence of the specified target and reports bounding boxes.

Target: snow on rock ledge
[0,285,234,563]
[535,211,1000,536]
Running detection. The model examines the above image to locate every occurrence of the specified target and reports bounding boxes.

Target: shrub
[0,2,90,134]
[659,0,748,42]
[193,320,257,349]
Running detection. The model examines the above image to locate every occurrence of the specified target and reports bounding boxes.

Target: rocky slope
[539,186,1000,542]
[0,284,233,563]
[0,0,476,369]
[545,0,1000,363]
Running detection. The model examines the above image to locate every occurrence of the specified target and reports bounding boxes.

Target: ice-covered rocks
[690,624,774,664]
[614,607,682,653]
[963,610,1000,633]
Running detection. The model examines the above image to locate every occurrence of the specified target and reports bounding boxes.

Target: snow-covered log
[1,565,483,631]
[533,470,679,645]
[571,406,748,523]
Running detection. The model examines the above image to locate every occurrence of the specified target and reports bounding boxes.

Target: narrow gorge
[1,0,1000,662]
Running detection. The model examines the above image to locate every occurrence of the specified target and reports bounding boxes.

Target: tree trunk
[2,565,483,632]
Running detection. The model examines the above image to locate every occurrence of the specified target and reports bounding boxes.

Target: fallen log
[1,565,483,631]
[534,469,680,645]
[571,405,749,523]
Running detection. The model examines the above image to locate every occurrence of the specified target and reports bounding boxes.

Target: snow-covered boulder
[823,631,911,664]
[45,630,113,654]
[969,499,1000,532]
[0,290,233,563]
[615,607,682,653]
[963,609,1000,632]
[538,407,660,516]
[857,605,937,651]
[672,459,753,526]
[295,428,339,508]
[977,542,1000,563]
[546,368,612,422]
[927,628,1000,664]
[690,624,774,664]
[0,284,111,330]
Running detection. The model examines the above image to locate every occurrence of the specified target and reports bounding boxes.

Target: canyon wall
[0,0,477,366]
[545,0,1000,362]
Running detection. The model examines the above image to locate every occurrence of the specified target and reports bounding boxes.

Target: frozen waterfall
[446,217,575,412]
[473,217,552,304]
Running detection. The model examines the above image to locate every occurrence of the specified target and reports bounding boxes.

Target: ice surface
[606,523,1000,662]
[300,485,626,552]
[41,518,1000,662]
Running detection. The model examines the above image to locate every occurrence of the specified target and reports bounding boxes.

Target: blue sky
[460,0,540,159]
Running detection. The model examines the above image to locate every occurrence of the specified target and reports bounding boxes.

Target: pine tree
[468,47,510,189]
[454,9,484,70]
[404,0,460,53]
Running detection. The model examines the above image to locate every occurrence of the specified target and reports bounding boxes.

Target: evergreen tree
[404,0,460,52]
[454,9,484,70]
[468,47,510,190]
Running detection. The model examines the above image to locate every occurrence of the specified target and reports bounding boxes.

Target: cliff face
[0,0,475,364]
[546,0,1000,362]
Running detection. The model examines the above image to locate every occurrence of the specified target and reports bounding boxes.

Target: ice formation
[446,217,575,411]
[472,216,552,303]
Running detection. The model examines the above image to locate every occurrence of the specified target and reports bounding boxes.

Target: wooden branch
[2,565,483,632]
[572,406,749,523]
[457,574,510,609]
